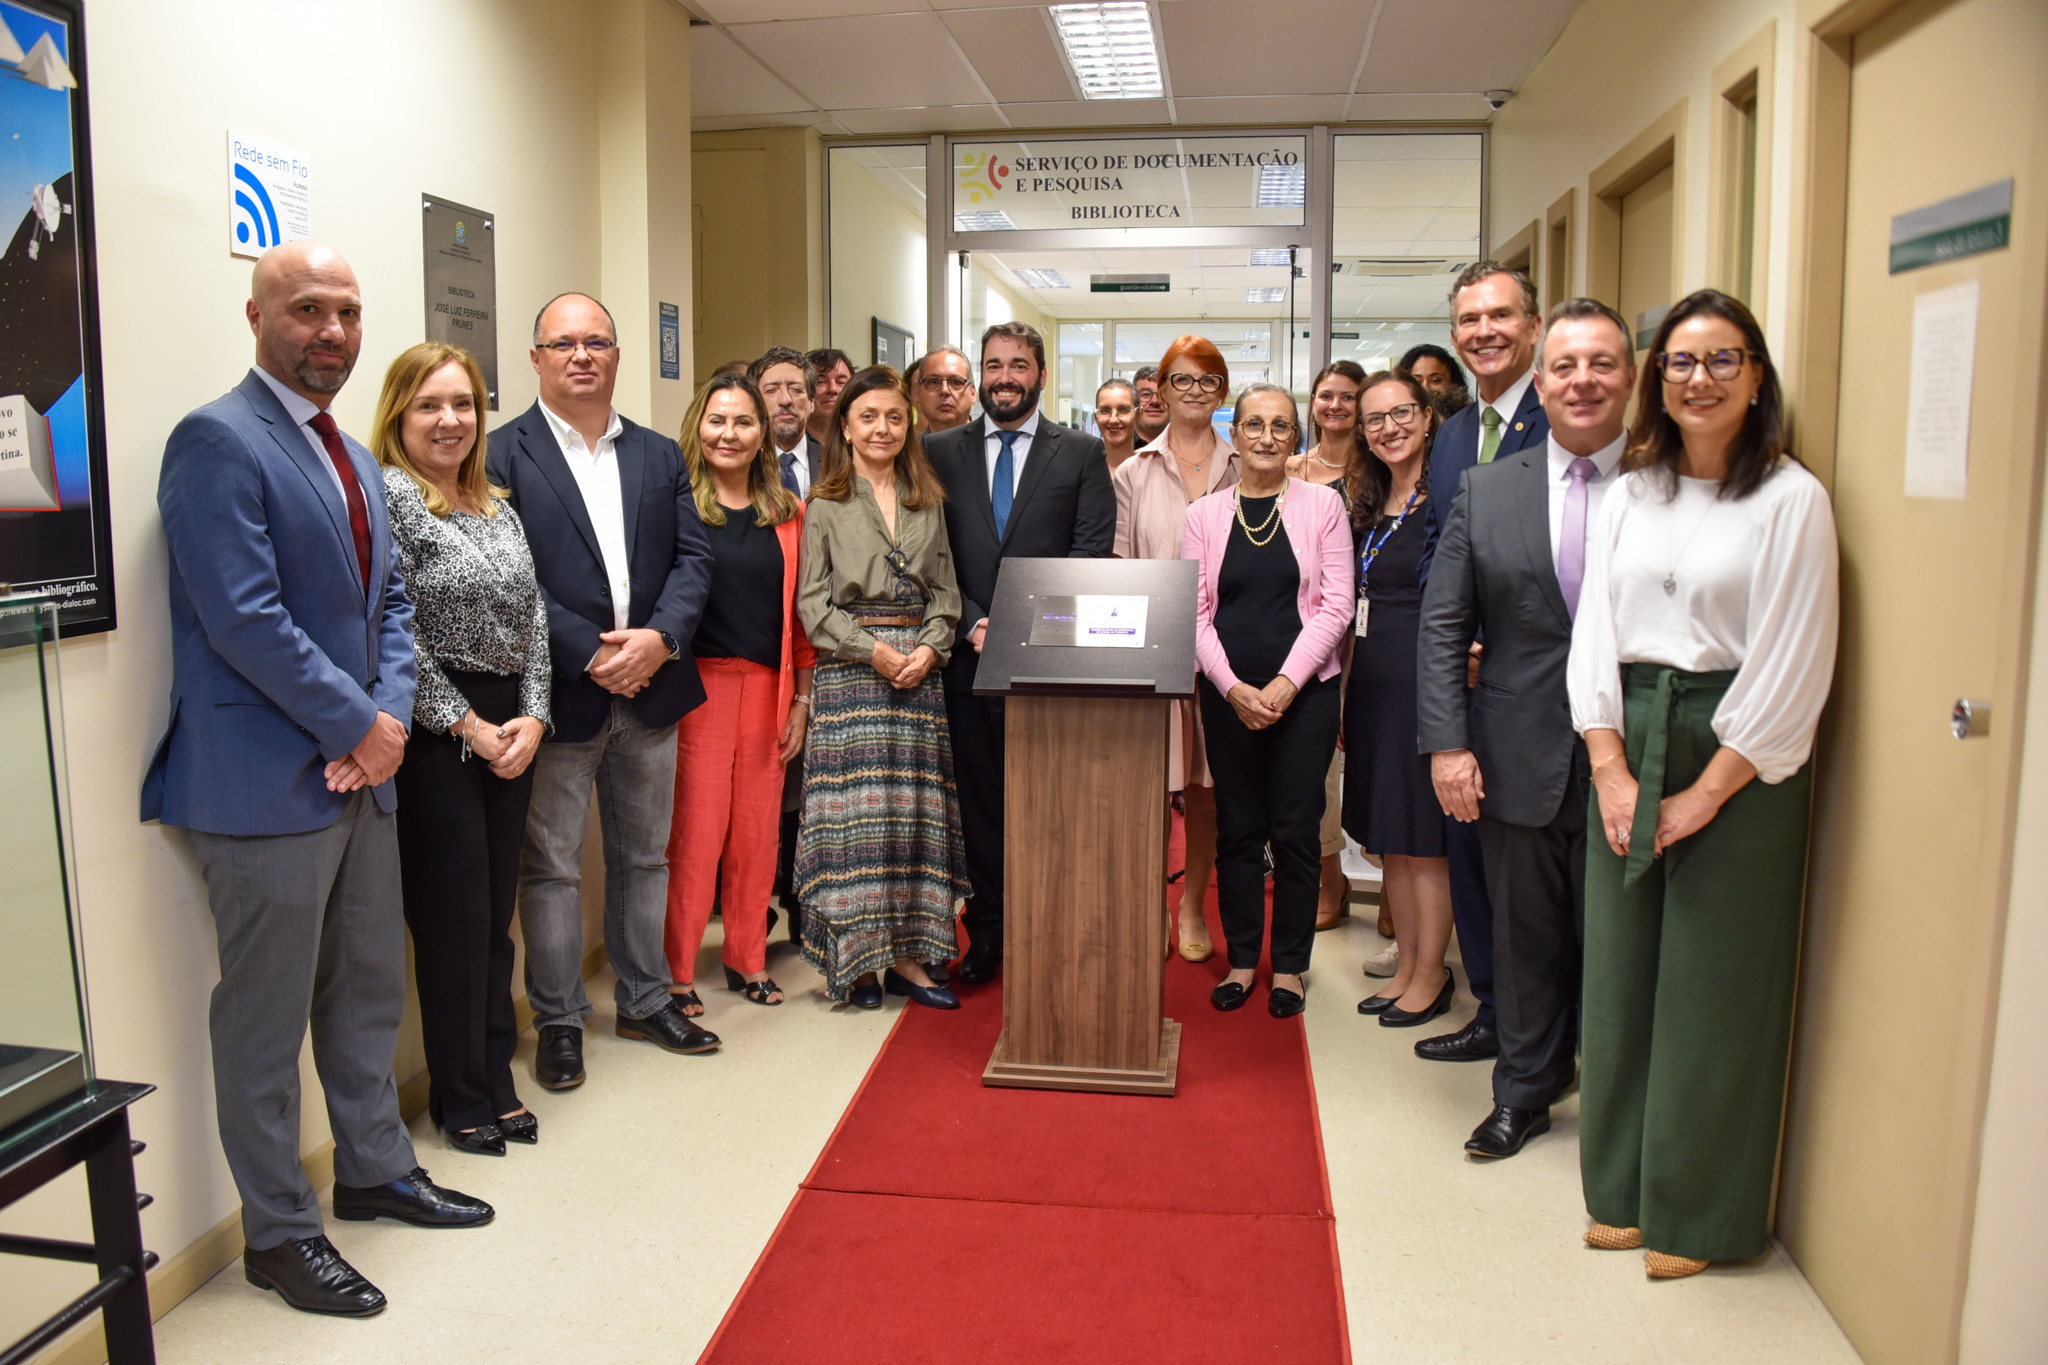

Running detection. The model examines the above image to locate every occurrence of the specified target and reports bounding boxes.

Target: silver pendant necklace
[1663,494,1719,596]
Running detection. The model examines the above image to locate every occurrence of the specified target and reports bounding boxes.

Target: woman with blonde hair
[661,373,817,1013]
[372,342,548,1155]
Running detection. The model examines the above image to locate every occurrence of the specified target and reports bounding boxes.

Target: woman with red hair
[1112,334,1239,961]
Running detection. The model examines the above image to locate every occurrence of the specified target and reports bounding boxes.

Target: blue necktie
[779,448,801,495]
[991,430,1017,538]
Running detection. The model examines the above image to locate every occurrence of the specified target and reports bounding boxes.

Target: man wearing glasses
[925,321,1116,983]
[909,345,975,436]
[1412,262,1552,1070]
[487,292,720,1092]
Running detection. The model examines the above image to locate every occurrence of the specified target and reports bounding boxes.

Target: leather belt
[853,614,923,627]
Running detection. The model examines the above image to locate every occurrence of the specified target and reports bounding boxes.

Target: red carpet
[700,818,1350,1363]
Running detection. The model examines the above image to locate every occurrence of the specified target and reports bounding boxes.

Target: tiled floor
[147,911,1863,1363]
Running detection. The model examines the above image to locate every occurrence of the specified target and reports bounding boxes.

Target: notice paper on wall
[1073,594,1147,648]
[1903,280,1979,500]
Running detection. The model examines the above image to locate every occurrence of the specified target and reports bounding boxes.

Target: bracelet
[794,694,813,712]
[1591,752,1623,779]
[459,714,476,763]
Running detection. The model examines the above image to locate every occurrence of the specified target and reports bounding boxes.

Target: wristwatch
[658,630,680,660]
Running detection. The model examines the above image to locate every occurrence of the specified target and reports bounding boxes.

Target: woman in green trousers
[1567,290,1839,1279]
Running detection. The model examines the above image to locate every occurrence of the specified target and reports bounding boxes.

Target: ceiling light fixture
[1255,163,1306,209]
[1014,268,1072,290]
[1245,287,1286,304]
[1050,2,1164,101]
[1248,248,1293,267]
[954,210,1017,232]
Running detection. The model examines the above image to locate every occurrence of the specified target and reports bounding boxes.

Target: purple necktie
[1559,457,1597,619]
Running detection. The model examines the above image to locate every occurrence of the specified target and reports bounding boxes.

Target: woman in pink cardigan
[1183,384,1354,1018]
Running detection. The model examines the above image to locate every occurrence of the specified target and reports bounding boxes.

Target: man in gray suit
[1417,298,1637,1158]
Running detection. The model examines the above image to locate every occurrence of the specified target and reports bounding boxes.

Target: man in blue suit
[144,243,490,1320]
[1413,262,1550,1067]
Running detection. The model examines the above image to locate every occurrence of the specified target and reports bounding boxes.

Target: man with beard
[924,321,1116,982]
[145,241,492,1319]
[750,346,820,496]
[908,344,974,436]
[1133,365,1168,446]
[803,347,852,449]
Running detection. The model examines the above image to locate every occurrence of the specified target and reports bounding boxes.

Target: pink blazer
[1183,478,1353,696]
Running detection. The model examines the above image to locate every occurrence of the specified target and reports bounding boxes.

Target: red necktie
[308,410,372,595]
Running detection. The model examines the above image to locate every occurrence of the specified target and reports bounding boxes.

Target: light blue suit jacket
[141,370,416,836]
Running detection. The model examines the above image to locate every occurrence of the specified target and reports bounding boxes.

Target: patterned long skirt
[795,623,971,1001]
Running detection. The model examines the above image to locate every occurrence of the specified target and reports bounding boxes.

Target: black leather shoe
[1268,985,1305,1019]
[849,980,884,1010]
[616,1002,721,1054]
[1357,992,1398,1016]
[883,969,960,1010]
[497,1111,538,1145]
[1414,1018,1499,1062]
[244,1235,386,1317]
[956,942,1002,984]
[332,1167,494,1228]
[1211,979,1253,1012]
[1379,970,1456,1028]
[445,1122,505,1157]
[1464,1104,1552,1158]
[535,1024,585,1090]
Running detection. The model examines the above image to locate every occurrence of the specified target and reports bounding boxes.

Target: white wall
[829,155,926,367]
[0,0,691,1348]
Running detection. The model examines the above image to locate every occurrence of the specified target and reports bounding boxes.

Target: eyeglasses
[1236,418,1297,442]
[1362,403,1424,432]
[539,338,614,355]
[918,375,973,393]
[884,548,918,603]
[1166,372,1225,393]
[1656,348,1753,381]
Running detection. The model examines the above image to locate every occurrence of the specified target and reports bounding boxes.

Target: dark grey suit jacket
[1415,446,1580,828]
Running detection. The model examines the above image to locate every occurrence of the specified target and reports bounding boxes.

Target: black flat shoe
[446,1122,506,1157]
[849,980,884,1010]
[1357,992,1398,1016]
[1268,985,1305,1019]
[497,1111,538,1145]
[535,1024,585,1091]
[1414,1019,1499,1062]
[1464,1104,1552,1158]
[724,966,784,1005]
[332,1167,493,1229]
[1379,970,1456,1028]
[956,942,1002,984]
[883,969,960,1010]
[1211,979,1254,1012]
[925,960,951,985]
[617,1002,721,1054]
[244,1235,386,1317]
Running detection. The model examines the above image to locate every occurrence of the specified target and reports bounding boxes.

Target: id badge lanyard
[1355,487,1422,637]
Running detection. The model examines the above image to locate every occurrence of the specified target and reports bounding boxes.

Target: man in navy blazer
[487,292,718,1092]
[145,243,489,1319]
[1412,262,1550,1069]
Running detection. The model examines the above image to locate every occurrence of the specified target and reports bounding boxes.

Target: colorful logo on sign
[455,220,467,245]
[957,151,1010,203]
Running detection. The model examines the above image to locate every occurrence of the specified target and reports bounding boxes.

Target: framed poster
[0,0,110,634]
[873,317,914,371]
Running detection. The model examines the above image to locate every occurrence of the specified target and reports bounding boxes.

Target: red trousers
[664,657,785,983]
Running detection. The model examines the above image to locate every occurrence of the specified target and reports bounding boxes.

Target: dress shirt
[1545,432,1626,574]
[537,398,631,631]
[251,367,347,505]
[1567,459,1839,783]
[983,409,1041,496]
[776,442,811,497]
[795,478,960,665]
[1472,367,1537,461]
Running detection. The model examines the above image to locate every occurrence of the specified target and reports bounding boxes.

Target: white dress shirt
[983,409,1041,496]
[1545,432,1627,574]
[776,440,812,498]
[538,399,632,632]
[252,367,348,505]
[1473,367,1537,460]
[1567,459,1839,783]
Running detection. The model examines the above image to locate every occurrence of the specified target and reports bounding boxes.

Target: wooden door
[1617,162,1674,355]
[1777,1,2048,1361]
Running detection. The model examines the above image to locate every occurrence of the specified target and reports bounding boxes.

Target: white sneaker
[1362,942,1399,978]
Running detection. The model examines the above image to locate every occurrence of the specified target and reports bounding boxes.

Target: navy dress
[1341,507,1446,857]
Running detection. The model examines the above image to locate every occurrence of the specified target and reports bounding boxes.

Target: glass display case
[0,594,94,1149]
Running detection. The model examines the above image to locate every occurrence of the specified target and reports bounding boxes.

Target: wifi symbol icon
[232,163,280,250]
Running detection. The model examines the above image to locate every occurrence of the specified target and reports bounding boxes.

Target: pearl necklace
[1233,485,1286,546]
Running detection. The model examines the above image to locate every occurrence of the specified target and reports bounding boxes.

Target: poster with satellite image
[0,0,110,634]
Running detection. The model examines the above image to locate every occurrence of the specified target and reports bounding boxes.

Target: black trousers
[393,671,534,1132]
[1447,815,1497,1029]
[1198,675,1340,975]
[945,689,1006,953]
[1477,753,1587,1108]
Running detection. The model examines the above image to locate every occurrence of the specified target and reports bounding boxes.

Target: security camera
[1484,89,1513,111]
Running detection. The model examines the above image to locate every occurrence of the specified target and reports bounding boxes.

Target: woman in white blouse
[1566,290,1838,1280]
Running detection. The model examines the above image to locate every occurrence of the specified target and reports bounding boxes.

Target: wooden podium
[972,557,1197,1096]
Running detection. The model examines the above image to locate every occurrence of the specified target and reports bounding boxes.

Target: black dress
[1341,505,1446,858]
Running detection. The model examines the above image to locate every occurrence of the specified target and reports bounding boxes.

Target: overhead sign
[954,135,1307,233]
[1091,274,1169,293]
[227,130,310,260]
[1891,179,2012,274]
[422,195,497,406]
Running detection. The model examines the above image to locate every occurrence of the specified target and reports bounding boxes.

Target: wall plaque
[422,195,497,407]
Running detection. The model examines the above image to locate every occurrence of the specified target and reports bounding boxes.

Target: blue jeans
[518,698,679,1027]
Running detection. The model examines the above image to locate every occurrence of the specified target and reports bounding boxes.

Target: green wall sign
[1891,179,2013,274]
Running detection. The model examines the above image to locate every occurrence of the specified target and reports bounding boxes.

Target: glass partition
[0,595,94,1154]
[1329,132,1480,380]
[828,145,928,368]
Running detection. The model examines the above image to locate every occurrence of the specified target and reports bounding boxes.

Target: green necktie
[1479,405,1503,464]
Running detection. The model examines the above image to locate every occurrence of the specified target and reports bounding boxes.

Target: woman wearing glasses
[1114,336,1240,962]
[1184,385,1351,1018]
[1569,290,1837,1279]
[795,366,970,1011]
[1346,371,1460,1029]
[661,373,815,1014]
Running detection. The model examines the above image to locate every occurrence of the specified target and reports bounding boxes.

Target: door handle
[1952,698,1992,740]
